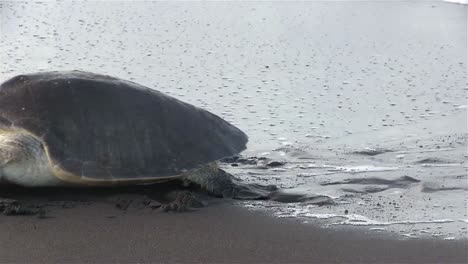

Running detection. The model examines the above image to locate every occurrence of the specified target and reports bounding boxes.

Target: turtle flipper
[223,179,277,200]
[183,163,276,200]
[160,191,205,212]
[0,198,46,217]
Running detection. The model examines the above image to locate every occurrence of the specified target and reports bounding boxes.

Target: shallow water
[1,1,467,239]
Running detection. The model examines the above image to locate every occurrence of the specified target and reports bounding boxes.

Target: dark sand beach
[0,191,466,264]
[0,1,467,263]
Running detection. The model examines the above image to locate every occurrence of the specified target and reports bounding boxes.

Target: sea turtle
[0,71,270,210]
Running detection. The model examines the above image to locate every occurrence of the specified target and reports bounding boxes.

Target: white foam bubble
[304,163,335,169]
[369,228,387,231]
[276,209,458,227]
[421,163,461,167]
[328,165,399,173]
[444,237,457,240]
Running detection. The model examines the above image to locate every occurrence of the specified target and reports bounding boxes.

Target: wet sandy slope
[1,0,466,241]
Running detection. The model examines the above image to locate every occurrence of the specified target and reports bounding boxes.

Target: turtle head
[0,131,33,184]
[0,131,57,186]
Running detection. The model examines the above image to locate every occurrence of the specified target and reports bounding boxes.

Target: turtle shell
[0,71,248,182]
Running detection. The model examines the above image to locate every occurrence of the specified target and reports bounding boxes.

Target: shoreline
[0,200,465,263]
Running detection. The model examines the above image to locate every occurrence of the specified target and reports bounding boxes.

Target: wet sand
[0,1,466,263]
[0,199,466,264]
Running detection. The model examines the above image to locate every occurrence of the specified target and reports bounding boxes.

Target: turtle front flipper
[183,163,277,200]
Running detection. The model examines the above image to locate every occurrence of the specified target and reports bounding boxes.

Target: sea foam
[443,0,468,4]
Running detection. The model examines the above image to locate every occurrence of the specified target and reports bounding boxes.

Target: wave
[443,0,468,4]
